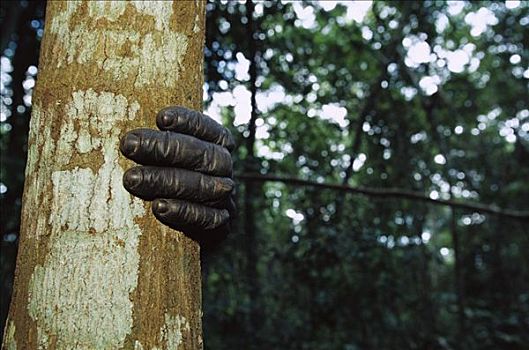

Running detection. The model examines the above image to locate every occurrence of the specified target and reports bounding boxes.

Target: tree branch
[235,173,529,220]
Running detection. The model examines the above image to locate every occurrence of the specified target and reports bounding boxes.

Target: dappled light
[1,0,529,348]
[199,1,529,348]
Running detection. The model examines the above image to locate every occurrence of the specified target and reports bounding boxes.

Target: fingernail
[219,178,234,194]
[161,113,173,128]
[153,199,169,215]
[156,107,175,129]
[123,168,143,189]
[120,133,140,156]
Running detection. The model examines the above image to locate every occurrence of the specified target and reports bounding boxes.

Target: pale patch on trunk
[26,90,146,349]
[86,1,128,21]
[3,322,16,350]
[193,0,202,33]
[159,314,191,349]
[23,106,49,219]
[48,1,187,88]
[132,314,191,349]
[86,1,173,31]
[28,226,143,348]
[23,105,56,240]
[135,314,191,350]
[36,326,49,349]
[56,89,140,164]
[128,1,174,31]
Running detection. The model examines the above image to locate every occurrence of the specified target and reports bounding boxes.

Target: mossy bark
[2,1,205,349]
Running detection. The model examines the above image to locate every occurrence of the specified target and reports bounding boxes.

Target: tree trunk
[450,208,466,344]
[244,0,260,341]
[3,1,205,349]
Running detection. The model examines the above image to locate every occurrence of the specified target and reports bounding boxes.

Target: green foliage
[203,1,529,349]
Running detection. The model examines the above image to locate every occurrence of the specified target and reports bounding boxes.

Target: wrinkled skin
[120,106,236,250]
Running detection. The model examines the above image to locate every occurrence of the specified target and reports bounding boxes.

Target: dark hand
[119,106,236,249]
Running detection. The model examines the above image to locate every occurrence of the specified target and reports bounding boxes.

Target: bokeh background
[2,1,529,349]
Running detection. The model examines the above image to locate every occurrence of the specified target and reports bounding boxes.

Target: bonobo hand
[119,106,235,249]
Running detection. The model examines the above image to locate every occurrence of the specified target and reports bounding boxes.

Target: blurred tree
[203,1,529,349]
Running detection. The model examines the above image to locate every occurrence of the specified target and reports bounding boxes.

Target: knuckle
[223,129,236,151]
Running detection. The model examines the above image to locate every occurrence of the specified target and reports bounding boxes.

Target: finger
[225,195,237,218]
[123,166,234,205]
[157,106,235,152]
[120,129,232,177]
[152,198,230,231]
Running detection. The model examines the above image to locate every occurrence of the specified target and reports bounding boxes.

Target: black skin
[119,106,236,251]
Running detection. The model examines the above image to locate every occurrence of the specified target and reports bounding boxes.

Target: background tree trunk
[3,1,205,349]
[243,0,260,342]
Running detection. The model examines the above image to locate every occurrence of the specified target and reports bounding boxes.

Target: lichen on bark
[26,89,146,349]
[3,1,206,349]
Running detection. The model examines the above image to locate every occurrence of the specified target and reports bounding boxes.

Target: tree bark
[3,1,205,349]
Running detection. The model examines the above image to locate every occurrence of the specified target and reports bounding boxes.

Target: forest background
[1,1,528,349]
